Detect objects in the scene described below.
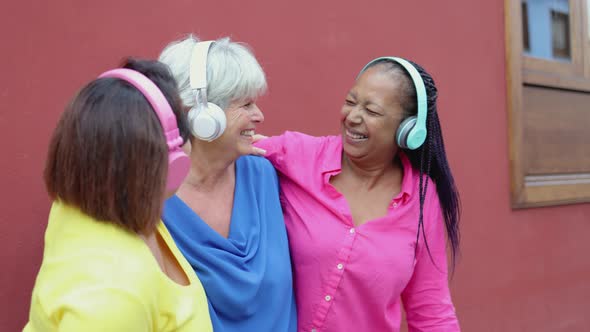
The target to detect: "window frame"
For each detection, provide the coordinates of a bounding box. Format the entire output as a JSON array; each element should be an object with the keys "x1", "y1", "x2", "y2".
[
  {"x1": 505, "y1": 0, "x2": 590, "y2": 208},
  {"x1": 521, "y1": 0, "x2": 586, "y2": 90}
]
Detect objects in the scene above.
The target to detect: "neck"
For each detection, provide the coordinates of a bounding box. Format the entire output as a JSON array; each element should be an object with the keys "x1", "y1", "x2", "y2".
[
  {"x1": 181, "y1": 138, "x2": 237, "y2": 192},
  {"x1": 341, "y1": 152, "x2": 401, "y2": 189}
]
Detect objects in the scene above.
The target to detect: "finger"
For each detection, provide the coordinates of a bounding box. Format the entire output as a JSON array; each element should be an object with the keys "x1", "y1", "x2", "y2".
[
  {"x1": 251, "y1": 146, "x2": 267, "y2": 156},
  {"x1": 252, "y1": 134, "x2": 268, "y2": 143}
]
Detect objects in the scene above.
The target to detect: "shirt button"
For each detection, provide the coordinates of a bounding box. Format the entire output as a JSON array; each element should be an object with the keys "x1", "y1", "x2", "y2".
[
  {"x1": 337, "y1": 263, "x2": 343, "y2": 270},
  {"x1": 393, "y1": 202, "x2": 398, "y2": 208},
  {"x1": 325, "y1": 295, "x2": 331, "y2": 301},
  {"x1": 349, "y1": 228, "x2": 355, "y2": 234}
]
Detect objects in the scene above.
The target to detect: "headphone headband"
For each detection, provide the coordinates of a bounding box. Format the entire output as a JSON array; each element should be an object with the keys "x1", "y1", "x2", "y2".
[
  {"x1": 190, "y1": 41, "x2": 215, "y2": 90},
  {"x1": 98, "y1": 67, "x2": 190, "y2": 191},
  {"x1": 186, "y1": 40, "x2": 227, "y2": 141},
  {"x1": 98, "y1": 68, "x2": 178, "y2": 137},
  {"x1": 360, "y1": 56, "x2": 428, "y2": 149}
]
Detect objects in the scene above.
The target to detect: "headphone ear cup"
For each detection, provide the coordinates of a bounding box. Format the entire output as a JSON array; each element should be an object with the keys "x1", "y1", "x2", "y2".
[
  {"x1": 187, "y1": 107, "x2": 199, "y2": 137},
  {"x1": 190, "y1": 102, "x2": 227, "y2": 141},
  {"x1": 166, "y1": 148, "x2": 191, "y2": 191},
  {"x1": 205, "y1": 102, "x2": 226, "y2": 138},
  {"x1": 396, "y1": 116, "x2": 417, "y2": 149}
]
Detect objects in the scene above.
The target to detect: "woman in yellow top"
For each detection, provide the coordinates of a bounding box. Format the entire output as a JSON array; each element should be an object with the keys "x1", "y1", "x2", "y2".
[{"x1": 23, "y1": 59, "x2": 213, "y2": 332}]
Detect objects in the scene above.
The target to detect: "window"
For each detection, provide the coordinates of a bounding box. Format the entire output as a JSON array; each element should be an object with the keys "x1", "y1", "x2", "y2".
[
  {"x1": 522, "y1": 0, "x2": 571, "y2": 60},
  {"x1": 551, "y1": 10, "x2": 571, "y2": 59},
  {"x1": 505, "y1": 0, "x2": 590, "y2": 208}
]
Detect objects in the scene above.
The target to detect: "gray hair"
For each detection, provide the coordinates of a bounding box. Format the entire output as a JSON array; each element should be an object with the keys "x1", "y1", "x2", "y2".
[{"x1": 158, "y1": 34, "x2": 267, "y2": 110}]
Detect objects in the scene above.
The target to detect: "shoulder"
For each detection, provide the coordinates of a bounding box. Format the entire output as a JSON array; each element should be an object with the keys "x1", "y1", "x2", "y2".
[
  {"x1": 239, "y1": 154, "x2": 276, "y2": 172},
  {"x1": 33, "y1": 205, "x2": 162, "y2": 328},
  {"x1": 398, "y1": 153, "x2": 442, "y2": 222},
  {"x1": 237, "y1": 155, "x2": 280, "y2": 187},
  {"x1": 39, "y1": 215, "x2": 160, "y2": 301},
  {"x1": 415, "y1": 174, "x2": 443, "y2": 233},
  {"x1": 29, "y1": 271, "x2": 152, "y2": 331},
  {"x1": 32, "y1": 248, "x2": 158, "y2": 321},
  {"x1": 53, "y1": 248, "x2": 158, "y2": 290},
  {"x1": 399, "y1": 153, "x2": 438, "y2": 200}
]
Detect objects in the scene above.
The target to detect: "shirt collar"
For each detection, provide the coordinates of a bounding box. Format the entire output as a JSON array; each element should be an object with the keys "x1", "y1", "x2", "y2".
[
  {"x1": 323, "y1": 136, "x2": 415, "y2": 202},
  {"x1": 321, "y1": 136, "x2": 343, "y2": 174}
]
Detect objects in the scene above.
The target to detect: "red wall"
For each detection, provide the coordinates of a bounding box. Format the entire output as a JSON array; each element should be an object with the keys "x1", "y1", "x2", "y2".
[{"x1": 1, "y1": 1, "x2": 589, "y2": 330}]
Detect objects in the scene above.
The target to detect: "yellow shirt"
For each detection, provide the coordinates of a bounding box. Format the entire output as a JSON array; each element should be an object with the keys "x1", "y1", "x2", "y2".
[{"x1": 23, "y1": 202, "x2": 213, "y2": 332}]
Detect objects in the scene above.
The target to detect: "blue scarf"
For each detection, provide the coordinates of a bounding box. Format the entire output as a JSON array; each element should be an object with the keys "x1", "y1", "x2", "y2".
[{"x1": 163, "y1": 156, "x2": 297, "y2": 332}]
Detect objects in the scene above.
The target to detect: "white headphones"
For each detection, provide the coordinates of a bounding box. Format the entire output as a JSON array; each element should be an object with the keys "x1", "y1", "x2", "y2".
[{"x1": 188, "y1": 41, "x2": 227, "y2": 141}]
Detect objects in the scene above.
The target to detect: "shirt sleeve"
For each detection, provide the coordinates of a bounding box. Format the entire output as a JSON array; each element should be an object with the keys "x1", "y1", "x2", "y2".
[
  {"x1": 51, "y1": 287, "x2": 152, "y2": 332},
  {"x1": 401, "y1": 190, "x2": 460, "y2": 332},
  {"x1": 254, "y1": 131, "x2": 319, "y2": 175}
]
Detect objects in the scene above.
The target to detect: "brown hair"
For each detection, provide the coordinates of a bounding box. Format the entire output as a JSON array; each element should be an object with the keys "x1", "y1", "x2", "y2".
[{"x1": 44, "y1": 58, "x2": 189, "y2": 234}]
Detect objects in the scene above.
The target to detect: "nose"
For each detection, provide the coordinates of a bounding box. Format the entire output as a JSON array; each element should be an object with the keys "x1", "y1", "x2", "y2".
[
  {"x1": 345, "y1": 106, "x2": 362, "y2": 125},
  {"x1": 250, "y1": 104, "x2": 264, "y2": 123}
]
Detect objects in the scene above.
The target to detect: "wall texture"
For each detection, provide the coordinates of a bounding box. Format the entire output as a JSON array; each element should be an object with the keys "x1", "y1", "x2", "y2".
[{"x1": 1, "y1": 1, "x2": 588, "y2": 330}]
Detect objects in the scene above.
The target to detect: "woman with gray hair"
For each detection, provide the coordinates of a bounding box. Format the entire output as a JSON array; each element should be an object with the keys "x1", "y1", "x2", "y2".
[{"x1": 158, "y1": 35, "x2": 297, "y2": 332}]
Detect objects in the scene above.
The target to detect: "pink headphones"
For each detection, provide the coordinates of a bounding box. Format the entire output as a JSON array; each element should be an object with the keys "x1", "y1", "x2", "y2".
[{"x1": 98, "y1": 68, "x2": 190, "y2": 191}]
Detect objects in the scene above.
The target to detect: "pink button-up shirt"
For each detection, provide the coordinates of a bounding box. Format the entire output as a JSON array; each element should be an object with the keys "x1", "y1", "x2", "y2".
[{"x1": 256, "y1": 132, "x2": 460, "y2": 332}]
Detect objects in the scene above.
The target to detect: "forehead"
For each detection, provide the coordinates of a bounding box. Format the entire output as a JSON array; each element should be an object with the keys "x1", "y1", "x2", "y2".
[{"x1": 351, "y1": 66, "x2": 405, "y2": 107}]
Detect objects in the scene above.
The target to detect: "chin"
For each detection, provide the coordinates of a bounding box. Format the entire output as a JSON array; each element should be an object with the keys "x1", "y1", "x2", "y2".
[{"x1": 342, "y1": 143, "x2": 364, "y2": 160}]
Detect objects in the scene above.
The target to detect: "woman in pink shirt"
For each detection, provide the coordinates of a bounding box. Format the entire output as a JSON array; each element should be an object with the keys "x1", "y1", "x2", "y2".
[{"x1": 255, "y1": 57, "x2": 461, "y2": 331}]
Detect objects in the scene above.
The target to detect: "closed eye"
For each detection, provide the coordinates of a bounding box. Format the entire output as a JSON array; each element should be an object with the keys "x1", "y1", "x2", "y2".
[{"x1": 366, "y1": 108, "x2": 381, "y2": 116}]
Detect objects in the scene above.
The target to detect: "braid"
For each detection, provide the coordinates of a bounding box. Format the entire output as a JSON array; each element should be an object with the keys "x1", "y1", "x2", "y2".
[
  {"x1": 415, "y1": 116, "x2": 434, "y2": 265},
  {"x1": 370, "y1": 59, "x2": 461, "y2": 271},
  {"x1": 412, "y1": 61, "x2": 461, "y2": 271},
  {"x1": 414, "y1": 69, "x2": 436, "y2": 267}
]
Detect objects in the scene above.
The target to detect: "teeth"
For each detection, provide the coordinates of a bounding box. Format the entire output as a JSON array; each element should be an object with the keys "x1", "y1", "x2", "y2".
[
  {"x1": 241, "y1": 129, "x2": 255, "y2": 136},
  {"x1": 346, "y1": 129, "x2": 367, "y2": 139}
]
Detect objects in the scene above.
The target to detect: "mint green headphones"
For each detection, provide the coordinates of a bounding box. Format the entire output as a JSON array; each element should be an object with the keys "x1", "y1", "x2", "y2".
[{"x1": 359, "y1": 57, "x2": 428, "y2": 150}]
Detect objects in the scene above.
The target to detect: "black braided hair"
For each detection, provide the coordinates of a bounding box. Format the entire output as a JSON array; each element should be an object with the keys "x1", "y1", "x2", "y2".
[{"x1": 365, "y1": 59, "x2": 461, "y2": 271}]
